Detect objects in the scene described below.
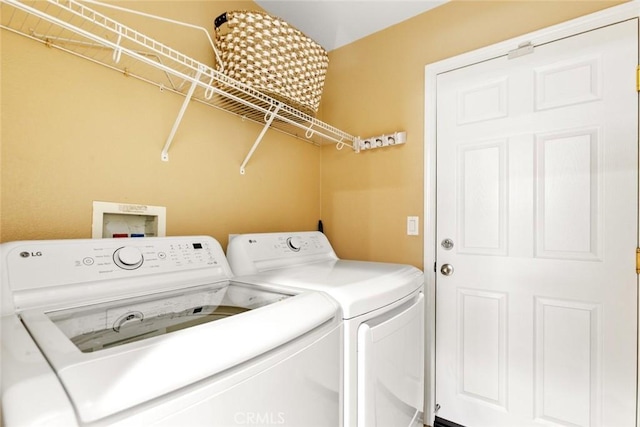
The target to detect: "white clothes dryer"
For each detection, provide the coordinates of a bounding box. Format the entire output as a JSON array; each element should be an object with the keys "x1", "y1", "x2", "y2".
[
  {"x1": 227, "y1": 231, "x2": 425, "y2": 427},
  {"x1": 1, "y1": 236, "x2": 341, "y2": 426}
]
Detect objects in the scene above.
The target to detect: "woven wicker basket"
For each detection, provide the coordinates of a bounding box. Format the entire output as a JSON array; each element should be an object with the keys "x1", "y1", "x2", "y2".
[{"x1": 214, "y1": 10, "x2": 329, "y2": 116}]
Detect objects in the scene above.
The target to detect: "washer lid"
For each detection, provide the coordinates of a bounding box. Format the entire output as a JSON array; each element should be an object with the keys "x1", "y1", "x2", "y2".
[
  {"x1": 20, "y1": 283, "x2": 338, "y2": 424},
  {"x1": 234, "y1": 260, "x2": 424, "y2": 319}
]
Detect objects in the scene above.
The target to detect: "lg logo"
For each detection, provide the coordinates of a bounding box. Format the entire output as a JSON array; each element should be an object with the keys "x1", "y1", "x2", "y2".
[{"x1": 19, "y1": 251, "x2": 42, "y2": 258}]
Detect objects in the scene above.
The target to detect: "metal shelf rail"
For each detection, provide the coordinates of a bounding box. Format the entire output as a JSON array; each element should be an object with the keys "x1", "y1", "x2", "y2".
[{"x1": 0, "y1": 0, "x2": 357, "y2": 174}]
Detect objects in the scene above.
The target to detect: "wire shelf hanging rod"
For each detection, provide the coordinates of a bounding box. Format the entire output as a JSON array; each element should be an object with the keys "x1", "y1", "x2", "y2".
[
  {"x1": 2, "y1": 0, "x2": 207, "y2": 85},
  {"x1": 79, "y1": 0, "x2": 223, "y2": 69}
]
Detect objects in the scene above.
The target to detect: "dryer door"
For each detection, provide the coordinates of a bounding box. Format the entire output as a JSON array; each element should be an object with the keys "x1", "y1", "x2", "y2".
[{"x1": 357, "y1": 293, "x2": 425, "y2": 427}]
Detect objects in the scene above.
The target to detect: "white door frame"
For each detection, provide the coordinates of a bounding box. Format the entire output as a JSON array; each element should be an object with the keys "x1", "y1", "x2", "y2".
[{"x1": 423, "y1": 1, "x2": 640, "y2": 424}]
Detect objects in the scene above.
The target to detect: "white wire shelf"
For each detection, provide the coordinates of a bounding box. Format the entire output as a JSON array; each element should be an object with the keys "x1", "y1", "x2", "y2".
[{"x1": 0, "y1": 0, "x2": 357, "y2": 173}]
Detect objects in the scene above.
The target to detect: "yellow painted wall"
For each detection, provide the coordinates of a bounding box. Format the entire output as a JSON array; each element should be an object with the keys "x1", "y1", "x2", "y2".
[
  {"x1": 320, "y1": 0, "x2": 626, "y2": 269},
  {"x1": 0, "y1": 0, "x2": 628, "y2": 261},
  {"x1": 0, "y1": 1, "x2": 321, "y2": 248}
]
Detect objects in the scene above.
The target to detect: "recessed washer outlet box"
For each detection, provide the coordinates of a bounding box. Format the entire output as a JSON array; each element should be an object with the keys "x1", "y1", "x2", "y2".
[{"x1": 92, "y1": 201, "x2": 166, "y2": 239}]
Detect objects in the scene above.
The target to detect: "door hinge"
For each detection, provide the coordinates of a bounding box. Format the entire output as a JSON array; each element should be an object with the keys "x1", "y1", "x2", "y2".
[
  {"x1": 636, "y1": 65, "x2": 640, "y2": 92},
  {"x1": 508, "y1": 41, "x2": 534, "y2": 60},
  {"x1": 636, "y1": 248, "x2": 640, "y2": 274}
]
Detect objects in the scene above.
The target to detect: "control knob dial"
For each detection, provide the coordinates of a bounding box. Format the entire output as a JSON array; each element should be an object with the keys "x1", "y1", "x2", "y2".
[
  {"x1": 286, "y1": 237, "x2": 302, "y2": 252},
  {"x1": 113, "y1": 246, "x2": 144, "y2": 270}
]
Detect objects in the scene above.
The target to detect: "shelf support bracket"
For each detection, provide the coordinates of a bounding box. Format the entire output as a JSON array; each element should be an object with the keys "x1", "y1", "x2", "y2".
[
  {"x1": 112, "y1": 24, "x2": 123, "y2": 63},
  {"x1": 161, "y1": 66, "x2": 204, "y2": 161},
  {"x1": 240, "y1": 103, "x2": 282, "y2": 175}
]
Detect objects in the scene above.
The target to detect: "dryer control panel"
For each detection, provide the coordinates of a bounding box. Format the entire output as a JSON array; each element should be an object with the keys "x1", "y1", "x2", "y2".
[{"x1": 227, "y1": 232, "x2": 339, "y2": 275}]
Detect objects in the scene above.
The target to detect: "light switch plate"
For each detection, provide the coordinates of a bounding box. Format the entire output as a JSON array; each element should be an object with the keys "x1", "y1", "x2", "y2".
[{"x1": 407, "y1": 216, "x2": 419, "y2": 236}]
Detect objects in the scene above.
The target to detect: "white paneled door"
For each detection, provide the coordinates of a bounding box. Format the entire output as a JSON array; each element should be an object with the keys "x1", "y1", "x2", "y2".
[{"x1": 435, "y1": 19, "x2": 638, "y2": 427}]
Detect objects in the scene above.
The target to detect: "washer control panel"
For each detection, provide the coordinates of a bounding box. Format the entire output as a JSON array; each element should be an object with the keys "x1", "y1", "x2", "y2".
[{"x1": 2, "y1": 236, "x2": 232, "y2": 293}]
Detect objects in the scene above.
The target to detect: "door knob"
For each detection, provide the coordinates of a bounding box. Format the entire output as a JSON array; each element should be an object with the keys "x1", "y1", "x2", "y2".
[{"x1": 440, "y1": 264, "x2": 454, "y2": 276}]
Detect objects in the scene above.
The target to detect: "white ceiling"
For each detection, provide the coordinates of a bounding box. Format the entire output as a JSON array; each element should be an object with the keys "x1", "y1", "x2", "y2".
[{"x1": 254, "y1": 1, "x2": 448, "y2": 51}]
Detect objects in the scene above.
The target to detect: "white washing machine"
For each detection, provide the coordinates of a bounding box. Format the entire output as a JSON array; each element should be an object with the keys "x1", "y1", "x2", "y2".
[
  {"x1": 1, "y1": 236, "x2": 341, "y2": 426},
  {"x1": 227, "y1": 231, "x2": 425, "y2": 427}
]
